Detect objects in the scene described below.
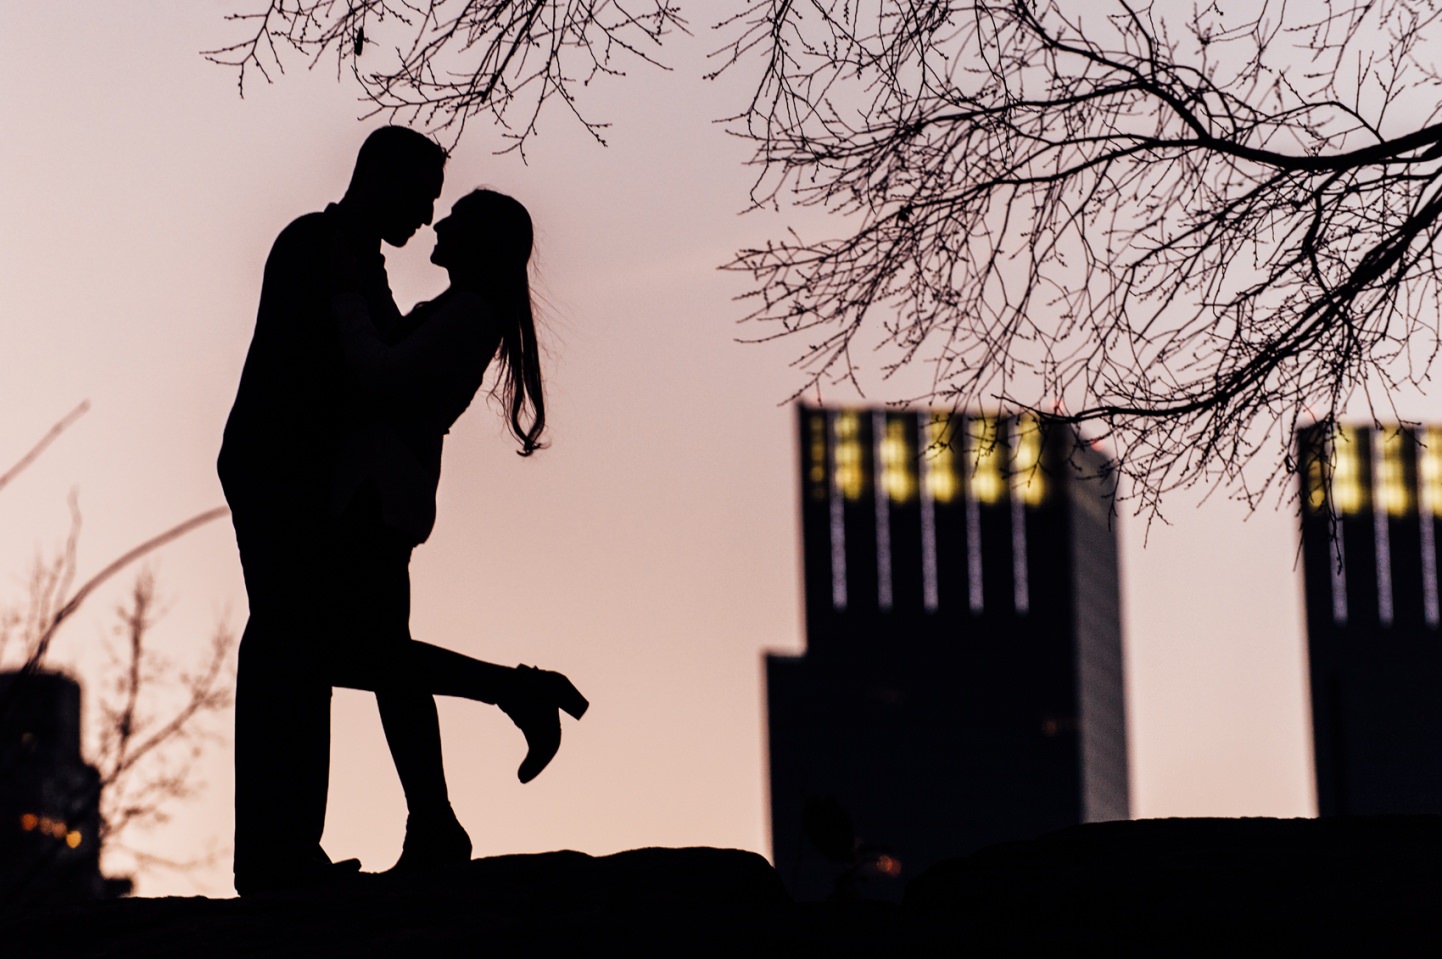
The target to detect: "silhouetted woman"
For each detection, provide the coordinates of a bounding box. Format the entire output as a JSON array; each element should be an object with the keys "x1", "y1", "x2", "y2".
[{"x1": 327, "y1": 189, "x2": 586, "y2": 872}]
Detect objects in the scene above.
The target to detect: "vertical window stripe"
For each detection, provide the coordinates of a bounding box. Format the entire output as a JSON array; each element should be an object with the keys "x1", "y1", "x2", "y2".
[
  {"x1": 829, "y1": 412, "x2": 848, "y2": 611},
  {"x1": 1371, "y1": 430, "x2": 1394, "y2": 626},
  {"x1": 1418, "y1": 433, "x2": 1441, "y2": 628},
  {"x1": 872, "y1": 411, "x2": 893, "y2": 611},
  {"x1": 964, "y1": 417, "x2": 984, "y2": 614},
  {"x1": 918, "y1": 413, "x2": 939, "y2": 613},
  {"x1": 1010, "y1": 418, "x2": 1030, "y2": 615}
]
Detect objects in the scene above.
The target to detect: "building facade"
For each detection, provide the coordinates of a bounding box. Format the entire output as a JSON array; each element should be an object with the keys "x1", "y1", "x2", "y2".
[
  {"x1": 1298, "y1": 423, "x2": 1442, "y2": 816},
  {"x1": 766, "y1": 405, "x2": 1129, "y2": 900}
]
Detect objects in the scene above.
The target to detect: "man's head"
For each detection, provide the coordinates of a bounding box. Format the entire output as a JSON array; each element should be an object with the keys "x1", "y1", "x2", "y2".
[{"x1": 344, "y1": 126, "x2": 448, "y2": 246}]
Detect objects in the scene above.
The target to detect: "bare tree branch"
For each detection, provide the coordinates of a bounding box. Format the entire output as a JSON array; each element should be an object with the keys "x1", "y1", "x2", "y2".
[
  {"x1": 92, "y1": 574, "x2": 236, "y2": 852},
  {"x1": 205, "y1": 1, "x2": 689, "y2": 151},
  {"x1": 709, "y1": 0, "x2": 1442, "y2": 512},
  {"x1": 20, "y1": 506, "x2": 230, "y2": 675},
  {"x1": 2, "y1": 409, "x2": 237, "y2": 895},
  {"x1": 0, "y1": 402, "x2": 88, "y2": 496}
]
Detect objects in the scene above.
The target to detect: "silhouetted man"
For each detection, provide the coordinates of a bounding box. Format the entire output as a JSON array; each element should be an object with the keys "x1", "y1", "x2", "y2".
[{"x1": 219, "y1": 127, "x2": 446, "y2": 896}]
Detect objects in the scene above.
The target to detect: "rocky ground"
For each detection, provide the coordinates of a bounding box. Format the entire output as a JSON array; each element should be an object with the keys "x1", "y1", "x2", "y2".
[{"x1": 4, "y1": 817, "x2": 1440, "y2": 956}]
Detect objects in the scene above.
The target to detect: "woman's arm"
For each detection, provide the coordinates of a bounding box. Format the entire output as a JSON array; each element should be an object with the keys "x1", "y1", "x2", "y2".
[
  {"x1": 331, "y1": 288, "x2": 504, "y2": 430},
  {"x1": 331, "y1": 289, "x2": 490, "y2": 394}
]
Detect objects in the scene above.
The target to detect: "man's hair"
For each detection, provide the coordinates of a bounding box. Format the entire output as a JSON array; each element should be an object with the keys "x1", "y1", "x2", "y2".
[{"x1": 348, "y1": 126, "x2": 447, "y2": 193}]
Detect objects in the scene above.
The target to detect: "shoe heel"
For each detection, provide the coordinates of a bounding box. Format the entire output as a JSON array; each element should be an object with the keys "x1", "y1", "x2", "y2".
[{"x1": 553, "y1": 676, "x2": 589, "y2": 720}]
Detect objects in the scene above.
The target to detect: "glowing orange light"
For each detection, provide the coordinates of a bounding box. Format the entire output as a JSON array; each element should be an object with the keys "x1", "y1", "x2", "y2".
[
  {"x1": 19, "y1": 813, "x2": 38, "y2": 832},
  {"x1": 874, "y1": 854, "x2": 902, "y2": 878},
  {"x1": 65, "y1": 830, "x2": 82, "y2": 849}
]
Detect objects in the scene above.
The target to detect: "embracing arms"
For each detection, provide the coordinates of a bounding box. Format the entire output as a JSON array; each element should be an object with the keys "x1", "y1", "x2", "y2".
[{"x1": 331, "y1": 287, "x2": 504, "y2": 432}]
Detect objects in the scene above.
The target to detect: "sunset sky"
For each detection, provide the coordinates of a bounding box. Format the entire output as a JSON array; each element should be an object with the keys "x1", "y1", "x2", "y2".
[{"x1": 5, "y1": 3, "x2": 1432, "y2": 897}]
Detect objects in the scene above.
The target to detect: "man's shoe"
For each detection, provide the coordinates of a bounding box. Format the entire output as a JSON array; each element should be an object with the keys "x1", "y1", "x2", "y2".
[{"x1": 235, "y1": 853, "x2": 362, "y2": 897}]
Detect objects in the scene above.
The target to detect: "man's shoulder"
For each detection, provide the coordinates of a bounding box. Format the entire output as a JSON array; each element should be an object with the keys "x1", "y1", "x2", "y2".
[
  {"x1": 271, "y1": 209, "x2": 337, "y2": 250},
  {"x1": 262, "y1": 209, "x2": 348, "y2": 281}
]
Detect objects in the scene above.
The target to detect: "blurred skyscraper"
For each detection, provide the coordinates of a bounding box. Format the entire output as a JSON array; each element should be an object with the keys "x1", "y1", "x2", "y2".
[
  {"x1": 0, "y1": 670, "x2": 126, "y2": 902},
  {"x1": 1297, "y1": 423, "x2": 1442, "y2": 816},
  {"x1": 766, "y1": 405, "x2": 1129, "y2": 900}
]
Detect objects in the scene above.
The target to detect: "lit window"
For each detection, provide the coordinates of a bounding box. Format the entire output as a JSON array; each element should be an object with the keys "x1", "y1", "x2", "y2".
[
  {"x1": 923, "y1": 414, "x2": 958, "y2": 503},
  {"x1": 1304, "y1": 438, "x2": 1329, "y2": 513},
  {"x1": 1331, "y1": 428, "x2": 1363, "y2": 514},
  {"x1": 880, "y1": 417, "x2": 916, "y2": 502},
  {"x1": 807, "y1": 414, "x2": 828, "y2": 500},
  {"x1": 1423, "y1": 430, "x2": 1442, "y2": 517},
  {"x1": 969, "y1": 417, "x2": 1003, "y2": 504},
  {"x1": 1011, "y1": 415, "x2": 1045, "y2": 505},
  {"x1": 833, "y1": 412, "x2": 865, "y2": 501},
  {"x1": 1377, "y1": 430, "x2": 1412, "y2": 516}
]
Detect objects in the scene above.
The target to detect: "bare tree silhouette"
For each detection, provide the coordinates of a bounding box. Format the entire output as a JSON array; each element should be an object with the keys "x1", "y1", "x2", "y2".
[
  {"x1": 211, "y1": 1, "x2": 1442, "y2": 508},
  {"x1": 1, "y1": 406, "x2": 234, "y2": 892},
  {"x1": 203, "y1": 0, "x2": 687, "y2": 152},
  {"x1": 714, "y1": 0, "x2": 1442, "y2": 512}
]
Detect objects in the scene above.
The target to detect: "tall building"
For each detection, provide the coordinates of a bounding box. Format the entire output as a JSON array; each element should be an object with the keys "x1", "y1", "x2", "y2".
[
  {"x1": 0, "y1": 670, "x2": 126, "y2": 902},
  {"x1": 1297, "y1": 423, "x2": 1442, "y2": 816},
  {"x1": 766, "y1": 405, "x2": 1129, "y2": 900}
]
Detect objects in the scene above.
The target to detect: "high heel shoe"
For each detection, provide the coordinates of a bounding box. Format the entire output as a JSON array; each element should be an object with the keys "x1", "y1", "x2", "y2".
[{"x1": 497, "y1": 665, "x2": 589, "y2": 784}]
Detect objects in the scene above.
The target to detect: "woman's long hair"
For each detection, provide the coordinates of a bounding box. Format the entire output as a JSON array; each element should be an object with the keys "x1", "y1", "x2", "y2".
[{"x1": 453, "y1": 189, "x2": 546, "y2": 455}]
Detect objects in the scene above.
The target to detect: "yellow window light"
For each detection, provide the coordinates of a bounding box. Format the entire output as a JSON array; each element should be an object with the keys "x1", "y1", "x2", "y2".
[
  {"x1": 969, "y1": 416, "x2": 1004, "y2": 504},
  {"x1": 880, "y1": 417, "x2": 916, "y2": 503},
  {"x1": 807, "y1": 414, "x2": 828, "y2": 500},
  {"x1": 832, "y1": 411, "x2": 865, "y2": 501},
  {"x1": 1011, "y1": 415, "x2": 1046, "y2": 505},
  {"x1": 1377, "y1": 430, "x2": 1412, "y2": 516},
  {"x1": 923, "y1": 414, "x2": 958, "y2": 503},
  {"x1": 1422, "y1": 429, "x2": 1442, "y2": 517},
  {"x1": 1330, "y1": 428, "x2": 1363, "y2": 514},
  {"x1": 1304, "y1": 439, "x2": 1329, "y2": 513}
]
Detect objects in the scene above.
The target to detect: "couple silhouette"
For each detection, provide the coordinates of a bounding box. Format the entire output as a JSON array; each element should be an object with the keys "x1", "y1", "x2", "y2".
[{"x1": 218, "y1": 127, "x2": 587, "y2": 897}]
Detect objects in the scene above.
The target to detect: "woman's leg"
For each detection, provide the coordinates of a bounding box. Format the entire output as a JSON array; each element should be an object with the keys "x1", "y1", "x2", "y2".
[
  {"x1": 376, "y1": 690, "x2": 450, "y2": 816},
  {"x1": 327, "y1": 514, "x2": 585, "y2": 786},
  {"x1": 327, "y1": 514, "x2": 460, "y2": 829}
]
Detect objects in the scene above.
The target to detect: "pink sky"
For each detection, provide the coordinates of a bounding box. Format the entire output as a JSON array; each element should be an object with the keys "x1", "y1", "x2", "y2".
[{"x1": 7, "y1": 3, "x2": 1416, "y2": 896}]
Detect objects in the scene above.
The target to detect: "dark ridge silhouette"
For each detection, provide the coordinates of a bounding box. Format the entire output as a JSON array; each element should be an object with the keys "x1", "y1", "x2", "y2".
[
  {"x1": 5, "y1": 819, "x2": 1441, "y2": 955},
  {"x1": 218, "y1": 127, "x2": 582, "y2": 896}
]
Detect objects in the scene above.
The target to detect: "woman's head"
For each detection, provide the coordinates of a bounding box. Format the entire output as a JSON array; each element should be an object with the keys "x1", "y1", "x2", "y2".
[
  {"x1": 433, "y1": 189, "x2": 547, "y2": 456},
  {"x1": 431, "y1": 189, "x2": 534, "y2": 288}
]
